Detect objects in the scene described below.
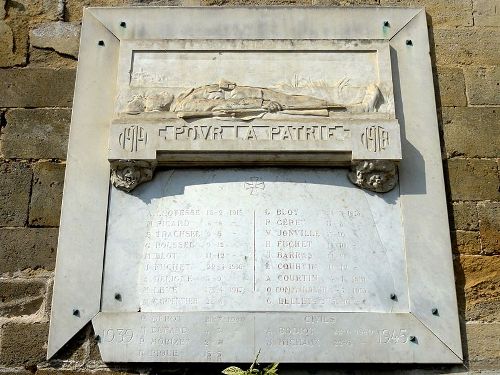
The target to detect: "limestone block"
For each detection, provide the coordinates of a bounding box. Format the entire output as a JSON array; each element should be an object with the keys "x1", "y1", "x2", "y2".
[
  {"x1": 0, "y1": 323, "x2": 49, "y2": 367},
  {"x1": 201, "y1": 0, "x2": 312, "y2": 5},
  {"x1": 0, "y1": 21, "x2": 13, "y2": 58},
  {"x1": 0, "y1": 228, "x2": 58, "y2": 273},
  {"x1": 64, "y1": 0, "x2": 182, "y2": 21},
  {"x1": 442, "y1": 107, "x2": 500, "y2": 158},
  {"x1": 30, "y1": 21, "x2": 81, "y2": 58},
  {"x1": 29, "y1": 47, "x2": 78, "y2": 69},
  {"x1": 29, "y1": 162, "x2": 65, "y2": 227},
  {"x1": 0, "y1": 279, "x2": 46, "y2": 317},
  {"x1": 311, "y1": 0, "x2": 379, "y2": 4},
  {"x1": 452, "y1": 230, "x2": 481, "y2": 255},
  {"x1": 2, "y1": 109, "x2": 71, "y2": 159},
  {"x1": 478, "y1": 202, "x2": 500, "y2": 255},
  {"x1": 0, "y1": 69, "x2": 75, "y2": 107},
  {"x1": 36, "y1": 370, "x2": 133, "y2": 375},
  {"x1": 434, "y1": 28, "x2": 500, "y2": 66},
  {"x1": 380, "y1": 0, "x2": 473, "y2": 27},
  {"x1": 446, "y1": 159, "x2": 500, "y2": 201},
  {"x1": 0, "y1": 162, "x2": 32, "y2": 226},
  {"x1": 13, "y1": 0, "x2": 63, "y2": 21},
  {"x1": 457, "y1": 256, "x2": 500, "y2": 323},
  {"x1": 0, "y1": 20, "x2": 26, "y2": 67},
  {"x1": 466, "y1": 323, "x2": 500, "y2": 369},
  {"x1": 0, "y1": 13, "x2": 30, "y2": 67},
  {"x1": 436, "y1": 67, "x2": 467, "y2": 107},
  {"x1": 0, "y1": 0, "x2": 5, "y2": 19},
  {"x1": 450, "y1": 201, "x2": 479, "y2": 231},
  {"x1": 464, "y1": 66, "x2": 500, "y2": 105},
  {"x1": 473, "y1": 0, "x2": 500, "y2": 26}
]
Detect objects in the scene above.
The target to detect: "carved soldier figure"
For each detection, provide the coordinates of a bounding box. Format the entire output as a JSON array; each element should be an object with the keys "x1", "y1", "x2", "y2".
[
  {"x1": 126, "y1": 80, "x2": 382, "y2": 118},
  {"x1": 170, "y1": 79, "x2": 330, "y2": 114}
]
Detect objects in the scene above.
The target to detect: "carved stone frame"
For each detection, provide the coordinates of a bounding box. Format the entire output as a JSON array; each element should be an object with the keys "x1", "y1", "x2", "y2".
[{"x1": 48, "y1": 7, "x2": 462, "y2": 364}]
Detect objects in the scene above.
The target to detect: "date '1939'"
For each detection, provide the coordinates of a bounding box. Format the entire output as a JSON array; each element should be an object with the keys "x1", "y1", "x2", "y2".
[{"x1": 103, "y1": 328, "x2": 134, "y2": 343}]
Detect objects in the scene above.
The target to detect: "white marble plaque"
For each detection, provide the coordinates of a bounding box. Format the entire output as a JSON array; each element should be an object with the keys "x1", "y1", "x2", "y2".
[{"x1": 48, "y1": 7, "x2": 462, "y2": 364}]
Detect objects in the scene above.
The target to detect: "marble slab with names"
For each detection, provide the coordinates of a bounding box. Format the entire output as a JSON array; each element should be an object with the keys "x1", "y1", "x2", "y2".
[{"x1": 48, "y1": 7, "x2": 463, "y2": 365}]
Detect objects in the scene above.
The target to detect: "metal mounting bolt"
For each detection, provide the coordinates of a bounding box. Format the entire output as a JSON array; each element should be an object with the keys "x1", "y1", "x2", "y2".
[
  {"x1": 390, "y1": 293, "x2": 397, "y2": 301},
  {"x1": 114, "y1": 293, "x2": 122, "y2": 301},
  {"x1": 72, "y1": 309, "x2": 80, "y2": 317},
  {"x1": 432, "y1": 308, "x2": 439, "y2": 316},
  {"x1": 98, "y1": 40, "x2": 105, "y2": 46},
  {"x1": 406, "y1": 39, "x2": 413, "y2": 46},
  {"x1": 383, "y1": 21, "x2": 390, "y2": 27},
  {"x1": 120, "y1": 21, "x2": 126, "y2": 28},
  {"x1": 409, "y1": 335, "x2": 417, "y2": 343}
]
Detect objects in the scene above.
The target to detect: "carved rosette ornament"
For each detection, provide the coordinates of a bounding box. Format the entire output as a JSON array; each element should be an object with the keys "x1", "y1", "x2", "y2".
[
  {"x1": 110, "y1": 160, "x2": 157, "y2": 192},
  {"x1": 348, "y1": 160, "x2": 398, "y2": 193}
]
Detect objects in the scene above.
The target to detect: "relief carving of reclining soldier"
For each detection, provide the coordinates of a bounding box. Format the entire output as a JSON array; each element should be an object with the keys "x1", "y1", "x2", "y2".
[{"x1": 124, "y1": 79, "x2": 383, "y2": 119}]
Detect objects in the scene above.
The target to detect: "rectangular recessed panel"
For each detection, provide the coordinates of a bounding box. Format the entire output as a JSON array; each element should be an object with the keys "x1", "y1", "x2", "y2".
[
  {"x1": 102, "y1": 168, "x2": 408, "y2": 315},
  {"x1": 131, "y1": 51, "x2": 379, "y2": 88}
]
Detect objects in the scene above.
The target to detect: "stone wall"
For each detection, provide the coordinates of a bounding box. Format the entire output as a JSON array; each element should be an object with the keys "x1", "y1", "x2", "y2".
[{"x1": 0, "y1": 0, "x2": 498, "y2": 374}]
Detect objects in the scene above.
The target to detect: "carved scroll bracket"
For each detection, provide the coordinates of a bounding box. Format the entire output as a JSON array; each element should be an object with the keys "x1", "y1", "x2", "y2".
[
  {"x1": 348, "y1": 160, "x2": 398, "y2": 193},
  {"x1": 110, "y1": 160, "x2": 157, "y2": 193}
]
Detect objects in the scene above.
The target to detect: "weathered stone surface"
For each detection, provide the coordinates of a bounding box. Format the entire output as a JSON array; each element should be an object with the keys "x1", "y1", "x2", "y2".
[
  {"x1": 473, "y1": 0, "x2": 500, "y2": 26},
  {"x1": 0, "y1": 69, "x2": 75, "y2": 107},
  {"x1": 0, "y1": 228, "x2": 58, "y2": 273},
  {"x1": 30, "y1": 21, "x2": 81, "y2": 58},
  {"x1": 450, "y1": 202, "x2": 479, "y2": 231},
  {"x1": 0, "y1": 162, "x2": 32, "y2": 226},
  {"x1": 464, "y1": 66, "x2": 500, "y2": 105},
  {"x1": 0, "y1": 369, "x2": 32, "y2": 375},
  {"x1": 0, "y1": 21, "x2": 16, "y2": 67},
  {"x1": 434, "y1": 28, "x2": 500, "y2": 66},
  {"x1": 0, "y1": 11, "x2": 30, "y2": 67},
  {"x1": 29, "y1": 162, "x2": 65, "y2": 227},
  {"x1": 442, "y1": 107, "x2": 500, "y2": 158},
  {"x1": 446, "y1": 159, "x2": 500, "y2": 201},
  {"x1": 0, "y1": 19, "x2": 28, "y2": 68},
  {"x1": 29, "y1": 47, "x2": 78, "y2": 69},
  {"x1": 14, "y1": 0, "x2": 63, "y2": 21},
  {"x1": 36, "y1": 370, "x2": 134, "y2": 375},
  {"x1": 466, "y1": 323, "x2": 500, "y2": 369},
  {"x1": 2, "y1": 109, "x2": 71, "y2": 159},
  {"x1": 64, "y1": 0, "x2": 181, "y2": 21},
  {"x1": 435, "y1": 67, "x2": 467, "y2": 107},
  {"x1": 0, "y1": 322, "x2": 49, "y2": 367},
  {"x1": 0, "y1": 279, "x2": 46, "y2": 317},
  {"x1": 0, "y1": 0, "x2": 65, "y2": 66},
  {"x1": 47, "y1": 326, "x2": 88, "y2": 362},
  {"x1": 478, "y1": 202, "x2": 500, "y2": 255},
  {"x1": 457, "y1": 256, "x2": 500, "y2": 323},
  {"x1": 202, "y1": 0, "x2": 311, "y2": 4},
  {"x1": 0, "y1": 0, "x2": 5, "y2": 19},
  {"x1": 311, "y1": 0, "x2": 379, "y2": 4},
  {"x1": 380, "y1": 0, "x2": 473, "y2": 27},
  {"x1": 451, "y1": 230, "x2": 481, "y2": 255}
]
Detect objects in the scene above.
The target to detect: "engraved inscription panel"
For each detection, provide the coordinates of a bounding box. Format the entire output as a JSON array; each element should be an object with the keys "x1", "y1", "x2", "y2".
[
  {"x1": 102, "y1": 168, "x2": 408, "y2": 314},
  {"x1": 93, "y1": 312, "x2": 457, "y2": 363}
]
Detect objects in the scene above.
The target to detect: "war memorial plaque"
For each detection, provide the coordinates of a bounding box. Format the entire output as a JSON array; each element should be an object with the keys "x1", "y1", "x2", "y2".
[{"x1": 48, "y1": 7, "x2": 463, "y2": 364}]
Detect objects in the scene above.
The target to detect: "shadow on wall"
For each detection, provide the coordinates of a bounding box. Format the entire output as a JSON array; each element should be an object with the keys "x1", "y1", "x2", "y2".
[{"x1": 426, "y1": 12, "x2": 470, "y2": 371}]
